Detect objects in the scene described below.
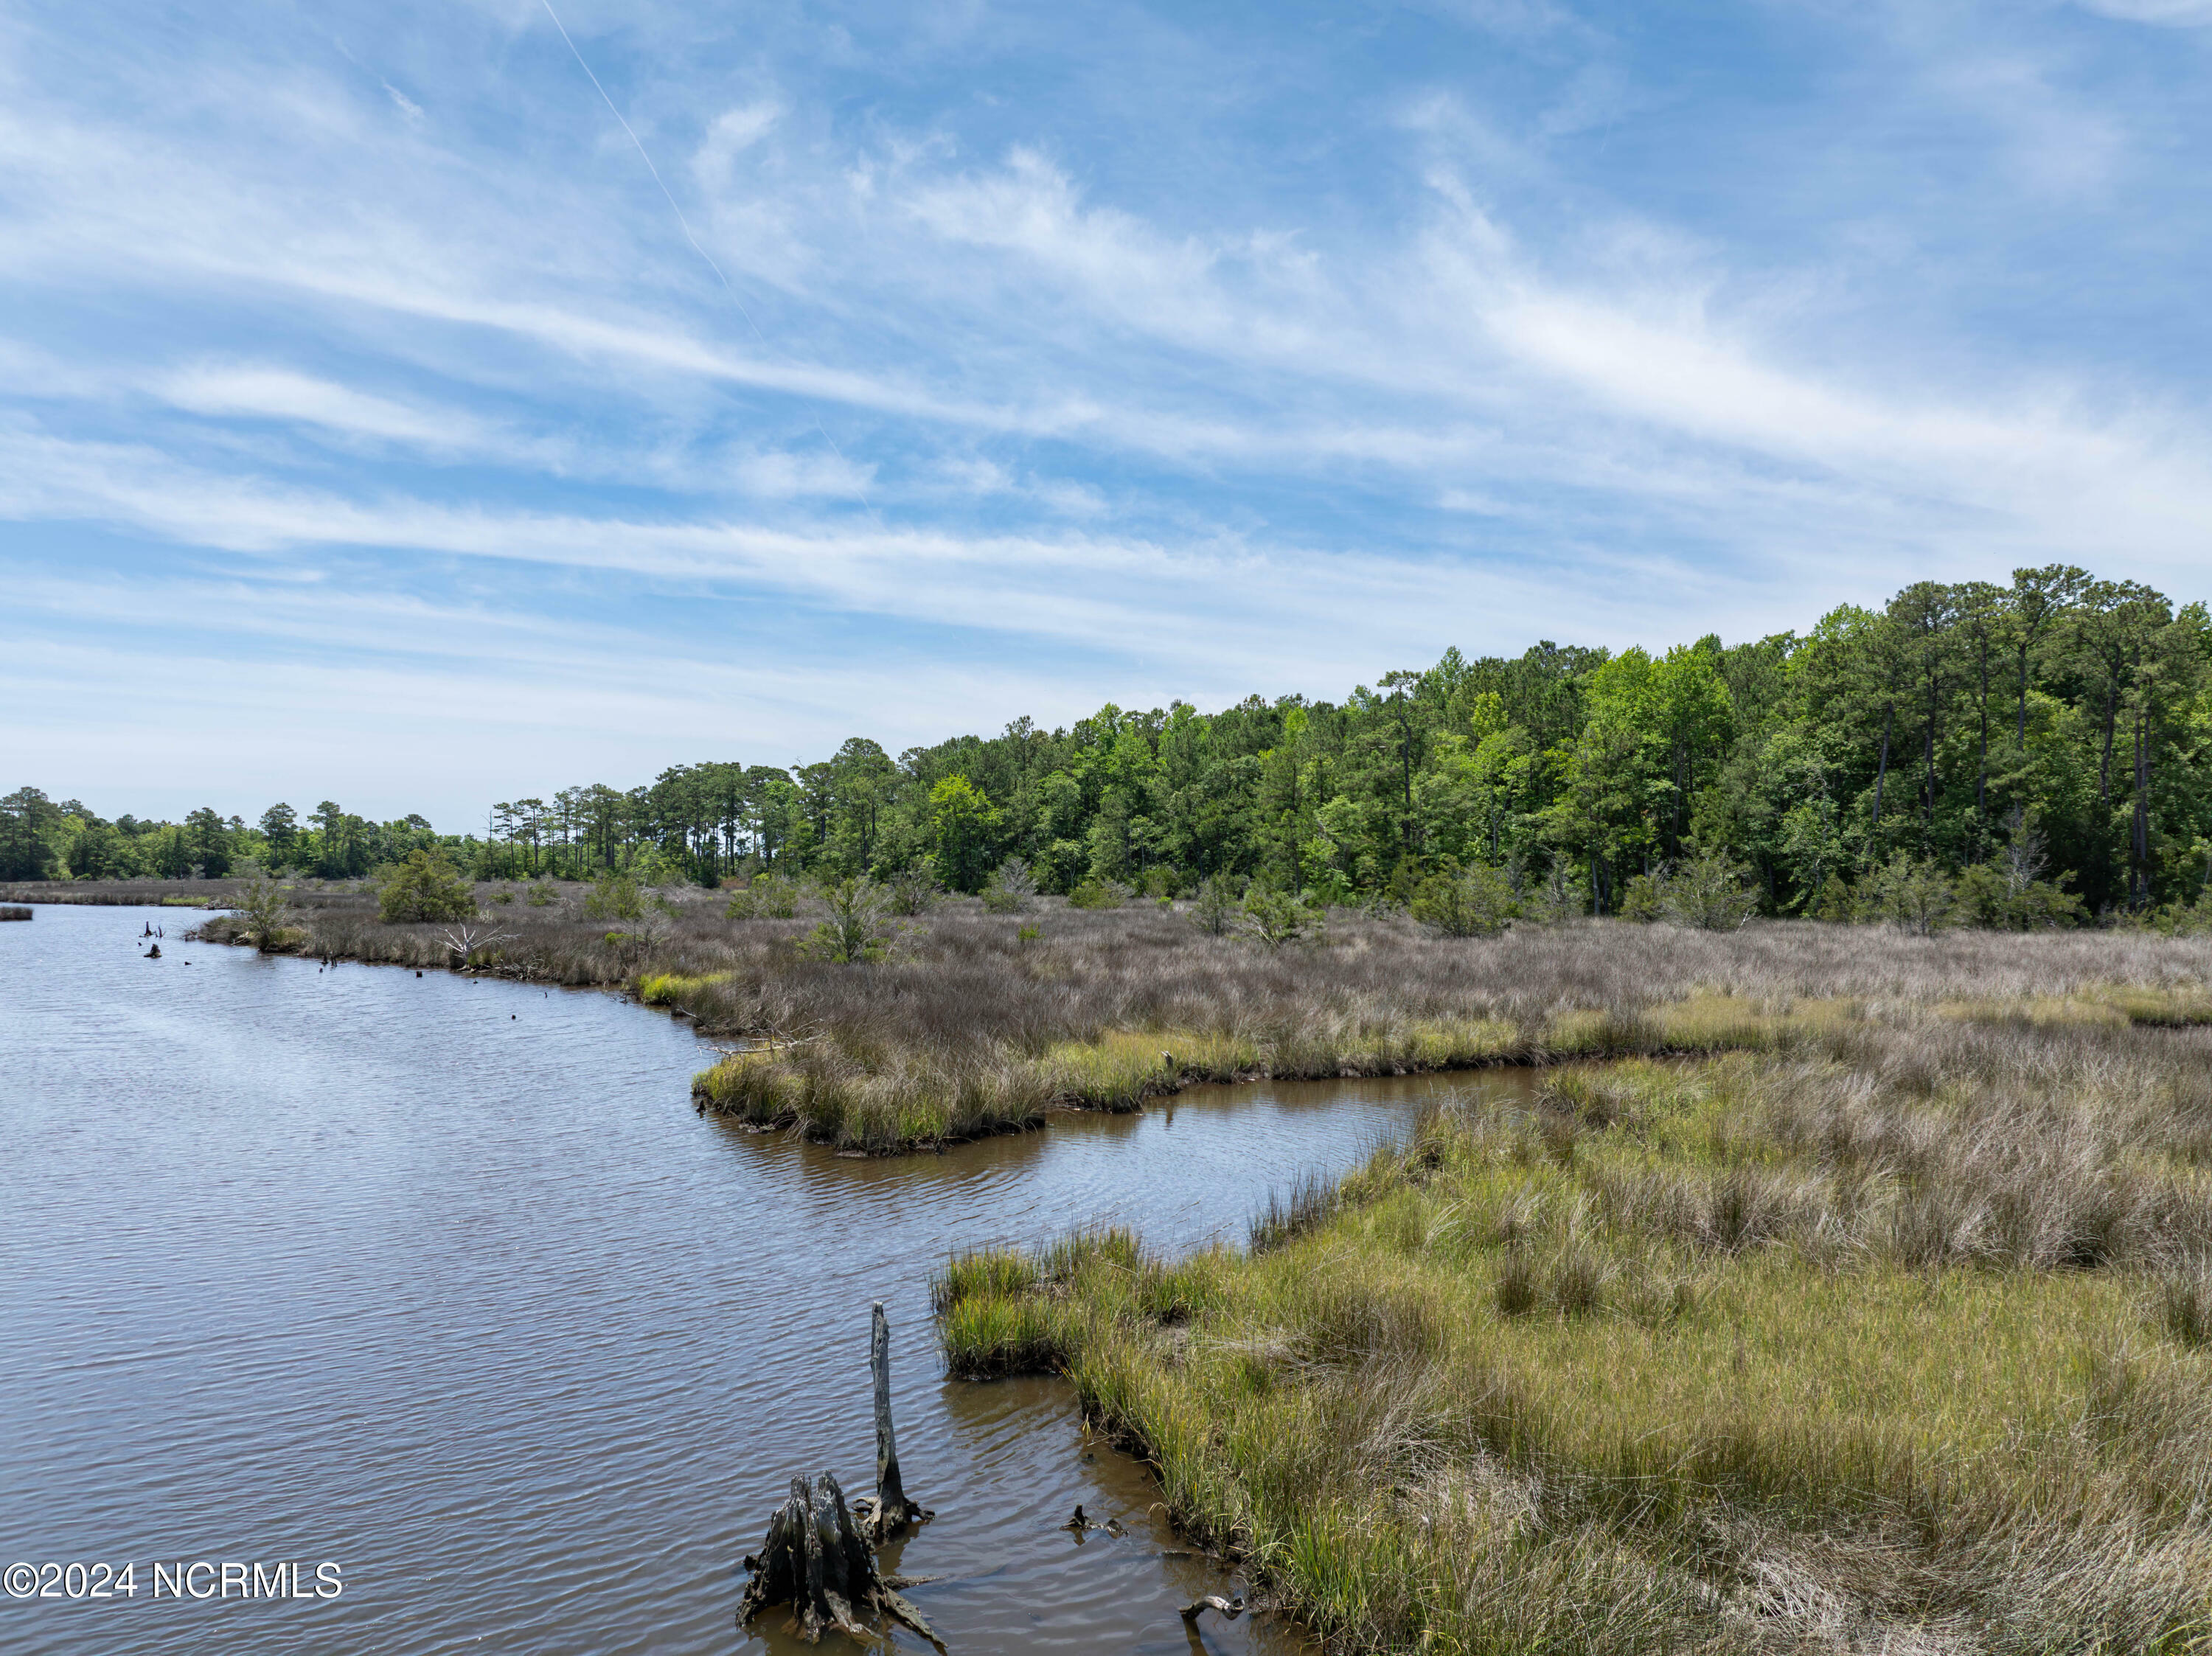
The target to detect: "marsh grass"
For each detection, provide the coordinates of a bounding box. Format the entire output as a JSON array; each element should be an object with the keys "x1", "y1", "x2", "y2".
[
  {"x1": 938, "y1": 1012, "x2": 2212, "y2": 1653},
  {"x1": 184, "y1": 886, "x2": 2212, "y2": 1154}
]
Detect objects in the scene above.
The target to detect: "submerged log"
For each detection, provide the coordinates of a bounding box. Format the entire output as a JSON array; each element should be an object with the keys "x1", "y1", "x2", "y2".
[
  {"x1": 1180, "y1": 1593, "x2": 1246, "y2": 1622},
  {"x1": 737, "y1": 1472, "x2": 940, "y2": 1647},
  {"x1": 850, "y1": 1301, "x2": 933, "y2": 1542}
]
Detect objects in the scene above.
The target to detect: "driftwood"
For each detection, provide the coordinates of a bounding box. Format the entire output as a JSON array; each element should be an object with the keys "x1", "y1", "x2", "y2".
[
  {"x1": 1180, "y1": 1592, "x2": 1246, "y2": 1622},
  {"x1": 849, "y1": 1301, "x2": 933, "y2": 1542},
  {"x1": 738, "y1": 1472, "x2": 940, "y2": 1647}
]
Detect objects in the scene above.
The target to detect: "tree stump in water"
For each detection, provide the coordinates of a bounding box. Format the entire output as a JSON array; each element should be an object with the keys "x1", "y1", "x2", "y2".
[
  {"x1": 737, "y1": 1472, "x2": 939, "y2": 1647},
  {"x1": 738, "y1": 1304, "x2": 937, "y2": 1644}
]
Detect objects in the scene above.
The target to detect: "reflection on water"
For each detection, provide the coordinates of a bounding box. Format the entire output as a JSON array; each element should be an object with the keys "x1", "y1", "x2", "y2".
[{"x1": 0, "y1": 905, "x2": 1530, "y2": 1654}]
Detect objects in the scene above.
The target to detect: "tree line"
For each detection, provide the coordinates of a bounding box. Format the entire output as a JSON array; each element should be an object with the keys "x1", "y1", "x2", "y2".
[{"x1": 7, "y1": 566, "x2": 2208, "y2": 924}]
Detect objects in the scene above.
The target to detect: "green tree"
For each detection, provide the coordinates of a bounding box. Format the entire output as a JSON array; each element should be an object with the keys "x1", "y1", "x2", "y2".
[
  {"x1": 0, "y1": 786, "x2": 60, "y2": 879},
  {"x1": 184, "y1": 806, "x2": 234, "y2": 877},
  {"x1": 259, "y1": 803, "x2": 301, "y2": 869},
  {"x1": 928, "y1": 774, "x2": 1000, "y2": 892}
]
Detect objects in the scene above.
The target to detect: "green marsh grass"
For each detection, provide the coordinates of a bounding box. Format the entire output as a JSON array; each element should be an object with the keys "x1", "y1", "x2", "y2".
[{"x1": 937, "y1": 1015, "x2": 2212, "y2": 1652}]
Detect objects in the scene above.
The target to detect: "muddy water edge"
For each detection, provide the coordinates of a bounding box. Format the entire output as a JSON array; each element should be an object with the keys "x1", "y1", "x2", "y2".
[{"x1": 1, "y1": 904, "x2": 1544, "y2": 1655}]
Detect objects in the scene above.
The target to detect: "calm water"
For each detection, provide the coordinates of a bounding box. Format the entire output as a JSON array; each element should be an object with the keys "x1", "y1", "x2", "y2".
[{"x1": 1, "y1": 905, "x2": 1509, "y2": 1654}]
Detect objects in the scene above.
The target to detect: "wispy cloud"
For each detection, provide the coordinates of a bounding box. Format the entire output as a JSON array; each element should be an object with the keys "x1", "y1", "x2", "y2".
[
  {"x1": 3, "y1": 0, "x2": 2209, "y2": 821},
  {"x1": 2073, "y1": 0, "x2": 2212, "y2": 24}
]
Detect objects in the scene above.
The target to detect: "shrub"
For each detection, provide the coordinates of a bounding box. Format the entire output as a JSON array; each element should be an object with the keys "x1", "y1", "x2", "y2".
[
  {"x1": 1067, "y1": 878, "x2": 1129, "y2": 910},
  {"x1": 1187, "y1": 874, "x2": 1240, "y2": 936},
  {"x1": 527, "y1": 881, "x2": 555, "y2": 907},
  {"x1": 230, "y1": 877, "x2": 300, "y2": 951},
  {"x1": 1658, "y1": 847, "x2": 1760, "y2": 931},
  {"x1": 583, "y1": 869, "x2": 644, "y2": 922},
  {"x1": 1411, "y1": 864, "x2": 1517, "y2": 937},
  {"x1": 799, "y1": 874, "x2": 892, "y2": 964},
  {"x1": 980, "y1": 856, "x2": 1037, "y2": 914},
  {"x1": 883, "y1": 863, "x2": 942, "y2": 916},
  {"x1": 1523, "y1": 863, "x2": 1587, "y2": 925},
  {"x1": 378, "y1": 849, "x2": 476, "y2": 924},
  {"x1": 1862, "y1": 853, "x2": 1955, "y2": 936},
  {"x1": 1615, "y1": 873, "x2": 1663, "y2": 923},
  {"x1": 726, "y1": 873, "x2": 799, "y2": 919},
  {"x1": 1239, "y1": 886, "x2": 1321, "y2": 951}
]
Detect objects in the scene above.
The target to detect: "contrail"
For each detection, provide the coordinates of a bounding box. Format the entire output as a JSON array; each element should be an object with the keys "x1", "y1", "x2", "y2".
[
  {"x1": 537, "y1": 0, "x2": 872, "y2": 498},
  {"x1": 538, "y1": 0, "x2": 757, "y2": 335}
]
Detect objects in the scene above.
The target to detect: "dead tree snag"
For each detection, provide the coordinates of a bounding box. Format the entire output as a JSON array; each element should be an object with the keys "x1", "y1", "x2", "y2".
[
  {"x1": 737, "y1": 1472, "x2": 939, "y2": 1647},
  {"x1": 850, "y1": 1301, "x2": 933, "y2": 1541}
]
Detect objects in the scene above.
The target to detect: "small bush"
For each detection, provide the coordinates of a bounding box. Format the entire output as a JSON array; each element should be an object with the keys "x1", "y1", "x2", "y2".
[
  {"x1": 1862, "y1": 852, "x2": 1955, "y2": 936},
  {"x1": 1068, "y1": 878, "x2": 1129, "y2": 910},
  {"x1": 583, "y1": 869, "x2": 644, "y2": 922},
  {"x1": 799, "y1": 874, "x2": 892, "y2": 963},
  {"x1": 1658, "y1": 848, "x2": 1759, "y2": 930},
  {"x1": 230, "y1": 877, "x2": 300, "y2": 951},
  {"x1": 1239, "y1": 886, "x2": 1321, "y2": 950},
  {"x1": 726, "y1": 873, "x2": 799, "y2": 919},
  {"x1": 1523, "y1": 863, "x2": 1587, "y2": 925},
  {"x1": 1187, "y1": 874, "x2": 1240, "y2": 936},
  {"x1": 378, "y1": 849, "x2": 476, "y2": 924},
  {"x1": 1616, "y1": 873, "x2": 1663, "y2": 923},
  {"x1": 883, "y1": 863, "x2": 942, "y2": 916},
  {"x1": 1411, "y1": 864, "x2": 1517, "y2": 937},
  {"x1": 980, "y1": 856, "x2": 1037, "y2": 914}
]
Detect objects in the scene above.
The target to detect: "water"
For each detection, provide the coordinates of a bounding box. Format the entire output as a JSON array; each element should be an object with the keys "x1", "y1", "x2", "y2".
[{"x1": 1, "y1": 905, "x2": 1511, "y2": 1654}]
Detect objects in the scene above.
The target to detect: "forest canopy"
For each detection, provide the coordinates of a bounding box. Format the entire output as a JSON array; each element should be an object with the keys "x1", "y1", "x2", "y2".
[{"x1": 7, "y1": 566, "x2": 2210, "y2": 924}]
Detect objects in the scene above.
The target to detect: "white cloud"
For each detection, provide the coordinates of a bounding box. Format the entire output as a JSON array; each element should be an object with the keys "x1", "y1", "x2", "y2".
[
  {"x1": 156, "y1": 364, "x2": 488, "y2": 450},
  {"x1": 2073, "y1": 0, "x2": 2212, "y2": 23},
  {"x1": 694, "y1": 100, "x2": 784, "y2": 187},
  {"x1": 729, "y1": 445, "x2": 874, "y2": 498}
]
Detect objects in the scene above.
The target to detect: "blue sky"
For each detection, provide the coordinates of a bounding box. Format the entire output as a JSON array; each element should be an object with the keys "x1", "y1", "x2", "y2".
[{"x1": 5, "y1": 0, "x2": 2211, "y2": 828}]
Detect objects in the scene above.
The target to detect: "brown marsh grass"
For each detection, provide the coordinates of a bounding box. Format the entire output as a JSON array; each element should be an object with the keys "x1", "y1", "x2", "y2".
[
  {"x1": 939, "y1": 1009, "x2": 2212, "y2": 1653},
  {"x1": 187, "y1": 883, "x2": 2212, "y2": 1153}
]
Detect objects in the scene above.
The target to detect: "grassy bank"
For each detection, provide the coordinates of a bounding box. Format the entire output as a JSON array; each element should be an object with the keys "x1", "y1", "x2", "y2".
[{"x1": 938, "y1": 1011, "x2": 2212, "y2": 1652}]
